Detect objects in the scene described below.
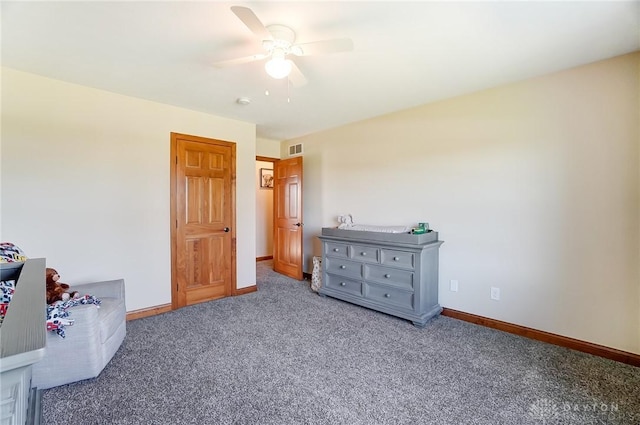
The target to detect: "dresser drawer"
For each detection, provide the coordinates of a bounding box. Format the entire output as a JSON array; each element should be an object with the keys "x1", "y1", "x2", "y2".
[
  {"x1": 381, "y1": 249, "x2": 415, "y2": 270},
  {"x1": 325, "y1": 242, "x2": 349, "y2": 259},
  {"x1": 365, "y1": 283, "x2": 414, "y2": 310},
  {"x1": 325, "y1": 257, "x2": 362, "y2": 280},
  {"x1": 325, "y1": 275, "x2": 362, "y2": 297},
  {"x1": 350, "y1": 244, "x2": 379, "y2": 263},
  {"x1": 364, "y1": 264, "x2": 414, "y2": 290}
]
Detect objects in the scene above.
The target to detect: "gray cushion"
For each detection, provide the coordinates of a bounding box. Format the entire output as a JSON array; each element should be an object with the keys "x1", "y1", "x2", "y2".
[{"x1": 97, "y1": 298, "x2": 124, "y2": 344}]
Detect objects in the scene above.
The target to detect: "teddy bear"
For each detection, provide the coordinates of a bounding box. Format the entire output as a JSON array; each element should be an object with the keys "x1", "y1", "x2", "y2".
[{"x1": 46, "y1": 267, "x2": 80, "y2": 304}]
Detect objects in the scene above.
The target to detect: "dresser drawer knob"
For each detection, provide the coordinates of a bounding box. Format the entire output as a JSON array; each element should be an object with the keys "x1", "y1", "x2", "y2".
[
  {"x1": 384, "y1": 273, "x2": 391, "y2": 278},
  {"x1": 393, "y1": 256, "x2": 400, "y2": 261},
  {"x1": 340, "y1": 265, "x2": 346, "y2": 269},
  {"x1": 340, "y1": 282, "x2": 346, "y2": 286},
  {"x1": 333, "y1": 248, "x2": 340, "y2": 252},
  {"x1": 384, "y1": 293, "x2": 391, "y2": 298},
  {"x1": 361, "y1": 252, "x2": 367, "y2": 256}
]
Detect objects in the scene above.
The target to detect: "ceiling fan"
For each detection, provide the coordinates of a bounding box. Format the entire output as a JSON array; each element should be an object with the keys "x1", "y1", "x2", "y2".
[{"x1": 213, "y1": 6, "x2": 354, "y2": 87}]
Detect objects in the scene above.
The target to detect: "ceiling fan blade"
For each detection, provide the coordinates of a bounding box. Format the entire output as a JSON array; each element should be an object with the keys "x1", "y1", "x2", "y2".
[
  {"x1": 293, "y1": 38, "x2": 354, "y2": 56},
  {"x1": 213, "y1": 53, "x2": 268, "y2": 68},
  {"x1": 230, "y1": 6, "x2": 272, "y2": 41},
  {"x1": 288, "y1": 60, "x2": 308, "y2": 87}
]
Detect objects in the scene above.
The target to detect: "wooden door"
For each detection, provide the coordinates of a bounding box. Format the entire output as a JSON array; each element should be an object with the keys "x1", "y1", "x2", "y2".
[
  {"x1": 171, "y1": 133, "x2": 236, "y2": 309},
  {"x1": 273, "y1": 156, "x2": 303, "y2": 280}
]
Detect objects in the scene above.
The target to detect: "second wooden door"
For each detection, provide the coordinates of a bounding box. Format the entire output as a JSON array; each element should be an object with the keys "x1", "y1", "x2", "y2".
[{"x1": 273, "y1": 156, "x2": 303, "y2": 280}]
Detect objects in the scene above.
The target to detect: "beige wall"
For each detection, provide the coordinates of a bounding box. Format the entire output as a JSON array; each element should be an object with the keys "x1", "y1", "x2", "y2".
[
  {"x1": 288, "y1": 53, "x2": 640, "y2": 354},
  {"x1": 256, "y1": 137, "x2": 281, "y2": 158},
  {"x1": 1, "y1": 68, "x2": 257, "y2": 312}
]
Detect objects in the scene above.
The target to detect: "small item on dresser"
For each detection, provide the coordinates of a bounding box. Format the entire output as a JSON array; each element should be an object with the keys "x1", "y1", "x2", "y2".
[
  {"x1": 411, "y1": 222, "x2": 430, "y2": 234},
  {"x1": 337, "y1": 214, "x2": 412, "y2": 234}
]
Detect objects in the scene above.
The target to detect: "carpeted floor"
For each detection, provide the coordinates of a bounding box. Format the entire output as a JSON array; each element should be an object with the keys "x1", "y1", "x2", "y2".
[{"x1": 41, "y1": 261, "x2": 640, "y2": 424}]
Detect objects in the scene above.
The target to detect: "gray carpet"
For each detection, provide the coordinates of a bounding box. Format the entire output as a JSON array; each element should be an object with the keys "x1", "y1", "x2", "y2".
[{"x1": 42, "y1": 261, "x2": 640, "y2": 424}]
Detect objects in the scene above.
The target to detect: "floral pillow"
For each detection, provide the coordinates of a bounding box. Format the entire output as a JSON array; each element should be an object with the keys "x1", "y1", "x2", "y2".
[
  {"x1": 0, "y1": 242, "x2": 27, "y2": 325},
  {"x1": 0, "y1": 242, "x2": 27, "y2": 263},
  {"x1": 0, "y1": 279, "x2": 16, "y2": 326}
]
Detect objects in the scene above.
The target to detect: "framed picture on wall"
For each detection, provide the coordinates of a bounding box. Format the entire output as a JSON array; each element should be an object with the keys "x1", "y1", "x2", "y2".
[{"x1": 260, "y1": 168, "x2": 274, "y2": 188}]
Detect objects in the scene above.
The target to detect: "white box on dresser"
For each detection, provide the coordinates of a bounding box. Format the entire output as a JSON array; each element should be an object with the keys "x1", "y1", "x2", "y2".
[{"x1": 318, "y1": 228, "x2": 443, "y2": 327}]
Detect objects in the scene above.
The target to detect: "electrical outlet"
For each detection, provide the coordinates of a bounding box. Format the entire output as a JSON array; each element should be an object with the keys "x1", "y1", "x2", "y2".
[
  {"x1": 450, "y1": 280, "x2": 459, "y2": 292},
  {"x1": 490, "y1": 287, "x2": 500, "y2": 301}
]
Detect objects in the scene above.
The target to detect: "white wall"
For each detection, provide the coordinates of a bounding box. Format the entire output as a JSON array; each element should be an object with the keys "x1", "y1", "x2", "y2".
[
  {"x1": 256, "y1": 160, "x2": 274, "y2": 258},
  {"x1": 286, "y1": 53, "x2": 640, "y2": 354},
  {"x1": 1, "y1": 68, "x2": 257, "y2": 312}
]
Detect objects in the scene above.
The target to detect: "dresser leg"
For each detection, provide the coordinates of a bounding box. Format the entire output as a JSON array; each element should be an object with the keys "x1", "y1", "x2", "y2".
[{"x1": 412, "y1": 320, "x2": 426, "y2": 328}]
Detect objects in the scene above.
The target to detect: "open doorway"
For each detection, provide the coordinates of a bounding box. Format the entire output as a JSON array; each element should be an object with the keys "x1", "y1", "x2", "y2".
[
  {"x1": 256, "y1": 156, "x2": 276, "y2": 261},
  {"x1": 256, "y1": 155, "x2": 304, "y2": 280}
]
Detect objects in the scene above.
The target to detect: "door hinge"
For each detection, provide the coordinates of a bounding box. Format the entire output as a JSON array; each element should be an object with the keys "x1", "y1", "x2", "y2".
[
  {"x1": 175, "y1": 219, "x2": 178, "y2": 228},
  {"x1": 175, "y1": 156, "x2": 178, "y2": 165}
]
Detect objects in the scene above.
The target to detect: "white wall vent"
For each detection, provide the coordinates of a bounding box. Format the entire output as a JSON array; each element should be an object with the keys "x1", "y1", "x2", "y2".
[{"x1": 288, "y1": 143, "x2": 303, "y2": 156}]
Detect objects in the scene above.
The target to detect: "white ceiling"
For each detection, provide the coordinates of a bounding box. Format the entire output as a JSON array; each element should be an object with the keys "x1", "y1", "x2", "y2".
[{"x1": 2, "y1": 1, "x2": 639, "y2": 141}]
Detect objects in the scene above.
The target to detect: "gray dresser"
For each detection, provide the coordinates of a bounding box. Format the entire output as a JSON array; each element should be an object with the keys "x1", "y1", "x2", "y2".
[{"x1": 318, "y1": 228, "x2": 443, "y2": 327}]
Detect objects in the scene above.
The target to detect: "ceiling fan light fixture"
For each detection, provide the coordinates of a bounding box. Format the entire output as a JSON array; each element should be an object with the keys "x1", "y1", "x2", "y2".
[
  {"x1": 265, "y1": 55, "x2": 292, "y2": 79},
  {"x1": 223, "y1": 6, "x2": 353, "y2": 87}
]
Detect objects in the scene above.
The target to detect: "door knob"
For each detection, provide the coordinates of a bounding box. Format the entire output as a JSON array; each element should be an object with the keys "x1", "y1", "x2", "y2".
[
  {"x1": 294, "y1": 222, "x2": 302, "y2": 227},
  {"x1": 223, "y1": 227, "x2": 230, "y2": 232}
]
